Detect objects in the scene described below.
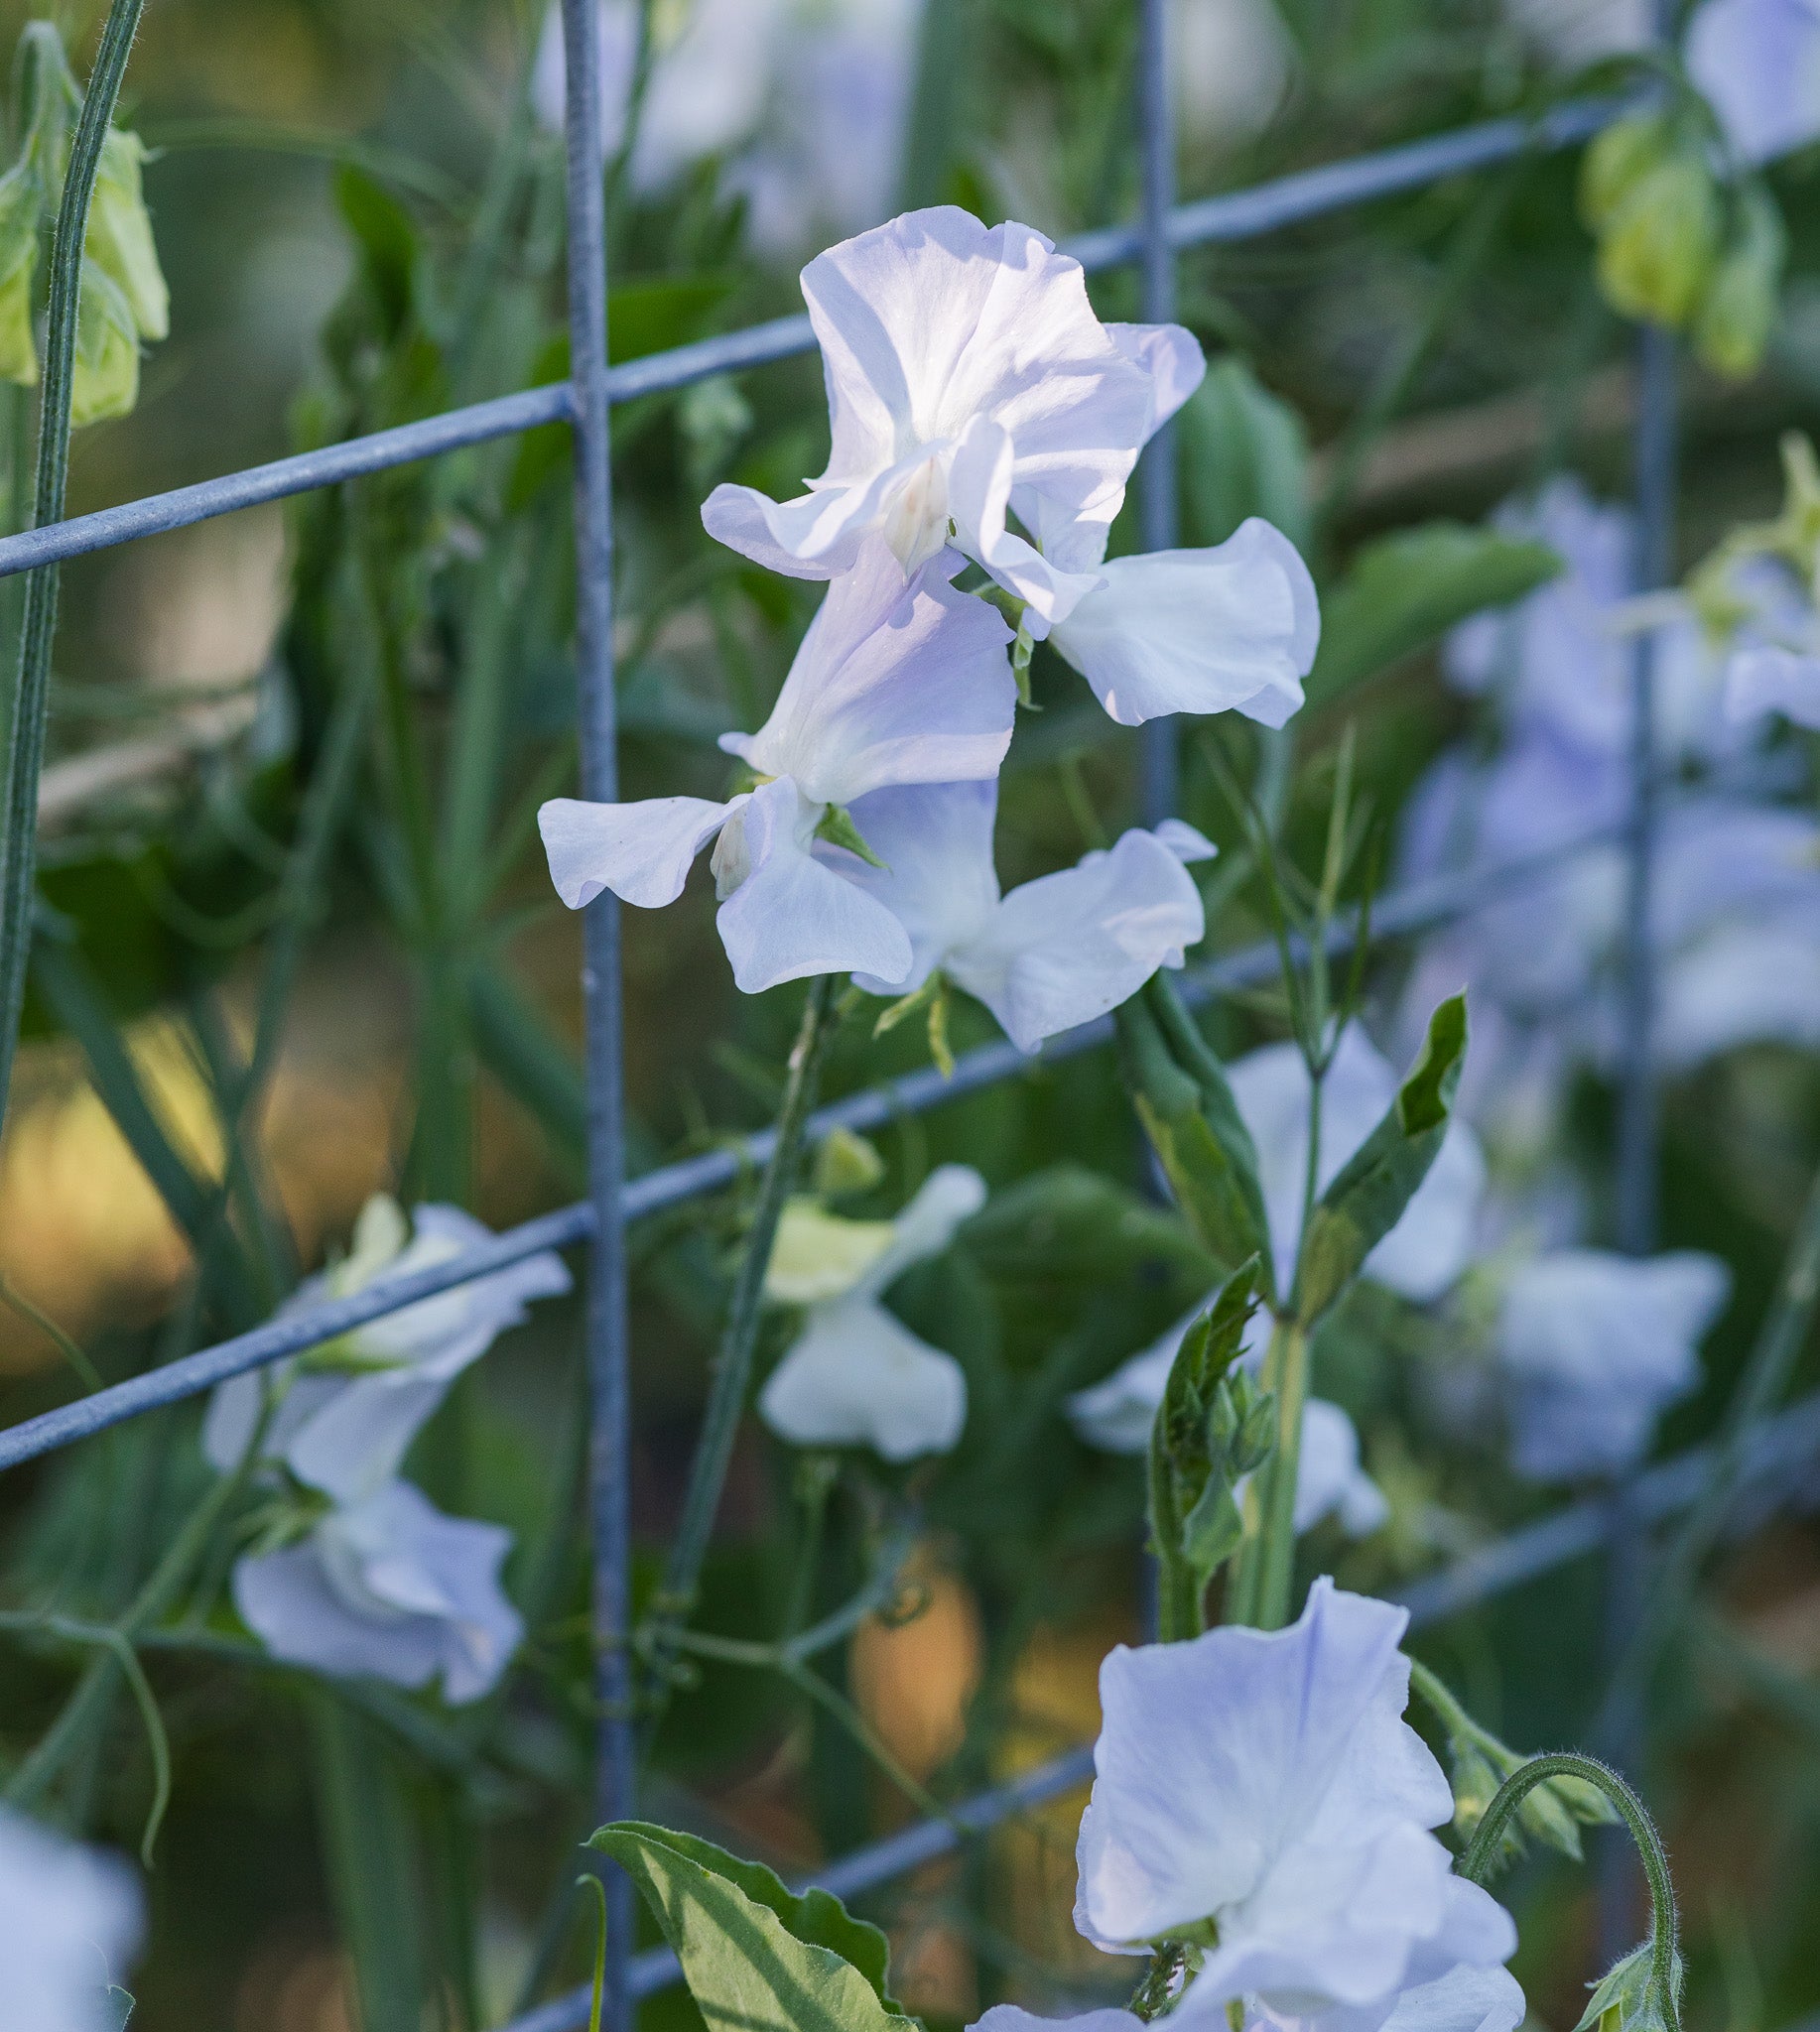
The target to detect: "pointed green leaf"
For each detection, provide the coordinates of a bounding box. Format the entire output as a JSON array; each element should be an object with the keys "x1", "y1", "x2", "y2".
[
  {"x1": 1295, "y1": 995, "x2": 1468, "y2": 1324},
  {"x1": 590, "y1": 1821, "x2": 911, "y2": 2031},
  {"x1": 1305, "y1": 524, "x2": 1561, "y2": 709},
  {"x1": 1117, "y1": 977, "x2": 1274, "y2": 1289},
  {"x1": 1178, "y1": 357, "x2": 1311, "y2": 551}
]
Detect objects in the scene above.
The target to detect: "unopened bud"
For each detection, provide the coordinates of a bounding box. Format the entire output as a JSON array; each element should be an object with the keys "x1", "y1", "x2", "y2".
[
  {"x1": 1235, "y1": 1389, "x2": 1277, "y2": 1475},
  {"x1": 0, "y1": 164, "x2": 39, "y2": 387},
  {"x1": 85, "y1": 127, "x2": 167, "y2": 342},
  {"x1": 1573, "y1": 1942, "x2": 1684, "y2": 2032},
  {"x1": 69, "y1": 256, "x2": 138, "y2": 427},
  {"x1": 1693, "y1": 187, "x2": 1785, "y2": 382},
  {"x1": 1597, "y1": 154, "x2": 1721, "y2": 329},
  {"x1": 1579, "y1": 115, "x2": 1672, "y2": 231},
  {"x1": 813, "y1": 1126, "x2": 886, "y2": 1200}
]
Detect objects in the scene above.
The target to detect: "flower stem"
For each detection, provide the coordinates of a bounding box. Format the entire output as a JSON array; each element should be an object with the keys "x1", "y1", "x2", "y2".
[
  {"x1": 1225, "y1": 1315, "x2": 1307, "y2": 1630},
  {"x1": 0, "y1": 0, "x2": 146, "y2": 1150},
  {"x1": 641, "y1": 974, "x2": 841, "y2": 1714},
  {"x1": 1459, "y1": 1751, "x2": 1680, "y2": 2032}
]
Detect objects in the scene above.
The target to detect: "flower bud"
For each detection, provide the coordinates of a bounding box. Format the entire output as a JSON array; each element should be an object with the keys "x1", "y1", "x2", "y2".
[
  {"x1": 69, "y1": 255, "x2": 138, "y2": 428},
  {"x1": 1573, "y1": 1941, "x2": 1685, "y2": 2032},
  {"x1": 812, "y1": 1126, "x2": 886, "y2": 1201},
  {"x1": 1579, "y1": 114, "x2": 1672, "y2": 231},
  {"x1": 0, "y1": 163, "x2": 40, "y2": 387},
  {"x1": 1597, "y1": 154, "x2": 1722, "y2": 329},
  {"x1": 84, "y1": 127, "x2": 167, "y2": 343},
  {"x1": 1693, "y1": 187, "x2": 1786, "y2": 382}
]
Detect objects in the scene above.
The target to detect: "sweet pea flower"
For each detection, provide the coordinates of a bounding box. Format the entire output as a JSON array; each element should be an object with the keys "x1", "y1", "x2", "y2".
[
  {"x1": 0, "y1": 1808, "x2": 142, "y2": 2032},
  {"x1": 202, "y1": 1195, "x2": 570, "y2": 1505},
  {"x1": 826, "y1": 779, "x2": 1213, "y2": 1051},
  {"x1": 1230, "y1": 1026, "x2": 1488, "y2": 1305},
  {"x1": 234, "y1": 1479, "x2": 524, "y2": 1705},
  {"x1": 540, "y1": 540, "x2": 1014, "y2": 994},
  {"x1": 1067, "y1": 1319, "x2": 1389, "y2": 1538},
  {"x1": 532, "y1": 0, "x2": 922, "y2": 253},
  {"x1": 758, "y1": 1164, "x2": 984, "y2": 1459},
  {"x1": 1686, "y1": 0, "x2": 1820, "y2": 168},
  {"x1": 1046, "y1": 516, "x2": 1320, "y2": 728},
  {"x1": 1718, "y1": 553, "x2": 1820, "y2": 728},
  {"x1": 1497, "y1": 1247, "x2": 1731, "y2": 1481},
  {"x1": 972, "y1": 1968, "x2": 1525, "y2": 2032},
  {"x1": 1075, "y1": 1581, "x2": 1519, "y2": 2027},
  {"x1": 701, "y1": 206, "x2": 1204, "y2": 633}
]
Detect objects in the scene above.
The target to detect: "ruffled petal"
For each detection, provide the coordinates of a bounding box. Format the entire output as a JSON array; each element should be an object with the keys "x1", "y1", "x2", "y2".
[
  {"x1": 1105, "y1": 319, "x2": 1209, "y2": 441},
  {"x1": 758, "y1": 1295, "x2": 968, "y2": 1460},
  {"x1": 1686, "y1": 0, "x2": 1820, "y2": 167},
  {"x1": 539, "y1": 794, "x2": 734, "y2": 910},
  {"x1": 859, "y1": 1163, "x2": 988, "y2": 1293},
  {"x1": 1725, "y1": 642, "x2": 1820, "y2": 729},
  {"x1": 1075, "y1": 1579, "x2": 1447, "y2": 1953},
  {"x1": 831, "y1": 780, "x2": 1003, "y2": 997},
  {"x1": 949, "y1": 414, "x2": 1109, "y2": 633},
  {"x1": 715, "y1": 776, "x2": 914, "y2": 992},
  {"x1": 949, "y1": 828, "x2": 1206, "y2": 1053},
  {"x1": 0, "y1": 1807, "x2": 143, "y2": 2032},
  {"x1": 726, "y1": 538, "x2": 1015, "y2": 804},
  {"x1": 1050, "y1": 520, "x2": 1319, "y2": 727}
]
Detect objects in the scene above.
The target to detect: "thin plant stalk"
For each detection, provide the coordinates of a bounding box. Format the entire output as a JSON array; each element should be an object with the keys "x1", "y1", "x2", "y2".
[
  {"x1": 0, "y1": 0, "x2": 147, "y2": 1148},
  {"x1": 1226, "y1": 1315, "x2": 1309, "y2": 1631},
  {"x1": 641, "y1": 974, "x2": 842, "y2": 1716}
]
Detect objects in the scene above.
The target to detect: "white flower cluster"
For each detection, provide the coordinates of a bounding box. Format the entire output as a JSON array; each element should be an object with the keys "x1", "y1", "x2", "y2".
[
  {"x1": 541, "y1": 205, "x2": 1319, "y2": 1039},
  {"x1": 204, "y1": 1195, "x2": 570, "y2": 1705}
]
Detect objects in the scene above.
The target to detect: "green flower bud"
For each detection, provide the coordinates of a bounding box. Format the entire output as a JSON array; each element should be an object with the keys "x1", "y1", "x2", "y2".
[
  {"x1": 1579, "y1": 114, "x2": 1673, "y2": 232},
  {"x1": 69, "y1": 255, "x2": 138, "y2": 428},
  {"x1": 813, "y1": 1126, "x2": 886, "y2": 1200},
  {"x1": 1597, "y1": 155, "x2": 1722, "y2": 329},
  {"x1": 0, "y1": 163, "x2": 39, "y2": 387},
  {"x1": 1573, "y1": 1942, "x2": 1685, "y2": 2032},
  {"x1": 84, "y1": 127, "x2": 166, "y2": 343},
  {"x1": 1693, "y1": 187, "x2": 1786, "y2": 383}
]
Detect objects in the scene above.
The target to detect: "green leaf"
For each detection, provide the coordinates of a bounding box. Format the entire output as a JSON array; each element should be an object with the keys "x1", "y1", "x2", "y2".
[
  {"x1": 1116, "y1": 976, "x2": 1274, "y2": 1289},
  {"x1": 608, "y1": 275, "x2": 739, "y2": 365},
  {"x1": 591, "y1": 1822, "x2": 913, "y2": 2032},
  {"x1": 1295, "y1": 994, "x2": 1468, "y2": 1324},
  {"x1": 959, "y1": 1162, "x2": 1214, "y2": 1285},
  {"x1": 1178, "y1": 357, "x2": 1311, "y2": 551},
  {"x1": 1305, "y1": 523, "x2": 1561, "y2": 709}
]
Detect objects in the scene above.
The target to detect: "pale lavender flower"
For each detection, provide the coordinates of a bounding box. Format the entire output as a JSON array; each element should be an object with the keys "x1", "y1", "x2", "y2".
[
  {"x1": 826, "y1": 780, "x2": 1214, "y2": 1051},
  {"x1": 234, "y1": 1479, "x2": 524, "y2": 1705},
  {"x1": 540, "y1": 539, "x2": 1014, "y2": 993},
  {"x1": 1686, "y1": 0, "x2": 1820, "y2": 168},
  {"x1": 0, "y1": 1809, "x2": 141, "y2": 2032}
]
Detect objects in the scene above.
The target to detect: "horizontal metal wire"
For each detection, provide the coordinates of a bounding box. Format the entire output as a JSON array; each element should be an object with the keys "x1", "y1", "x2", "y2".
[
  {"x1": 496, "y1": 1388, "x2": 1820, "y2": 2032},
  {"x1": 0, "y1": 820, "x2": 1624, "y2": 1474},
  {"x1": 0, "y1": 97, "x2": 1623, "y2": 583}
]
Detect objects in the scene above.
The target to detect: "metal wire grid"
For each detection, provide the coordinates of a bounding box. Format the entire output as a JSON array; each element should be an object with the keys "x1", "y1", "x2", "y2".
[{"x1": 0, "y1": 1, "x2": 1732, "y2": 2026}]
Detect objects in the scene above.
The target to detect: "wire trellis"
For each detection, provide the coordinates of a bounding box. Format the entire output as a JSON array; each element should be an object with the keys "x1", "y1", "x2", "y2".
[{"x1": 0, "y1": 2, "x2": 1767, "y2": 2027}]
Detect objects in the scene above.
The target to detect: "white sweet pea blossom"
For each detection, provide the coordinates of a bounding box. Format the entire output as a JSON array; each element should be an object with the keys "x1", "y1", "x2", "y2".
[
  {"x1": 1686, "y1": 0, "x2": 1820, "y2": 167},
  {"x1": 541, "y1": 540, "x2": 1013, "y2": 993},
  {"x1": 1047, "y1": 517, "x2": 1320, "y2": 727},
  {"x1": 0, "y1": 1808, "x2": 142, "y2": 2032},
  {"x1": 970, "y1": 1974, "x2": 1524, "y2": 2032},
  {"x1": 1230, "y1": 1026, "x2": 1487, "y2": 1304},
  {"x1": 1718, "y1": 554, "x2": 1820, "y2": 728},
  {"x1": 758, "y1": 1164, "x2": 985, "y2": 1459},
  {"x1": 202, "y1": 1195, "x2": 570, "y2": 1505},
  {"x1": 234, "y1": 1479, "x2": 524, "y2": 1705},
  {"x1": 1067, "y1": 1322, "x2": 1389, "y2": 1538},
  {"x1": 826, "y1": 779, "x2": 1213, "y2": 1051},
  {"x1": 1497, "y1": 1248, "x2": 1731, "y2": 1481},
  {"x1": 701, "y1": 206, "x2": 1204, "y2": 633},
  {"x1": 1075, "y1": 1580, "x2": 1519, "y2": 2028}
]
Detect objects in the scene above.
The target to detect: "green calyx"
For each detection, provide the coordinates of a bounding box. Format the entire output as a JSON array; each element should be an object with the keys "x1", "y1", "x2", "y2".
[{"x1": 814, "y1": 801, "x2": 889, "y2": 870}]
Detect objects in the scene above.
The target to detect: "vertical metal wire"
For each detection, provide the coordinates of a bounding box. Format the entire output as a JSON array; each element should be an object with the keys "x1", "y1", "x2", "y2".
[
  {"x1": 560, "y1": 0, "x2": 634, "y2": 2024},
  {"x1": 1136, "y1": 0, "x2": 1179, "y2": 828}
]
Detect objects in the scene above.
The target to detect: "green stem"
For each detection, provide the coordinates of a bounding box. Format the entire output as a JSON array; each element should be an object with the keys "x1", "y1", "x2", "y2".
[
  {"x1": 641, "y1": 976, "x2": 842, "y2": 1709},
  {"x1": 1459, "y1": 1752, "x2": 1680, "y2": 2032},
  {"x1": 1227, "y1": 1316, "x2": 1308, "y2": 1630},
  {"x1": 0, "y1": 0, "x2": 147, "y2": 1149},
  {"x1": 1147, "y1": 1406, "x2": 1202, "y2": 1641}
]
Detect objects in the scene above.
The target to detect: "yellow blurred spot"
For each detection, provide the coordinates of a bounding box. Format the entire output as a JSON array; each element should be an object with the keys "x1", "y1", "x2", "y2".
[{"x1": 765, "y1": 1199, "x2": 895, "y2": 1306}]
